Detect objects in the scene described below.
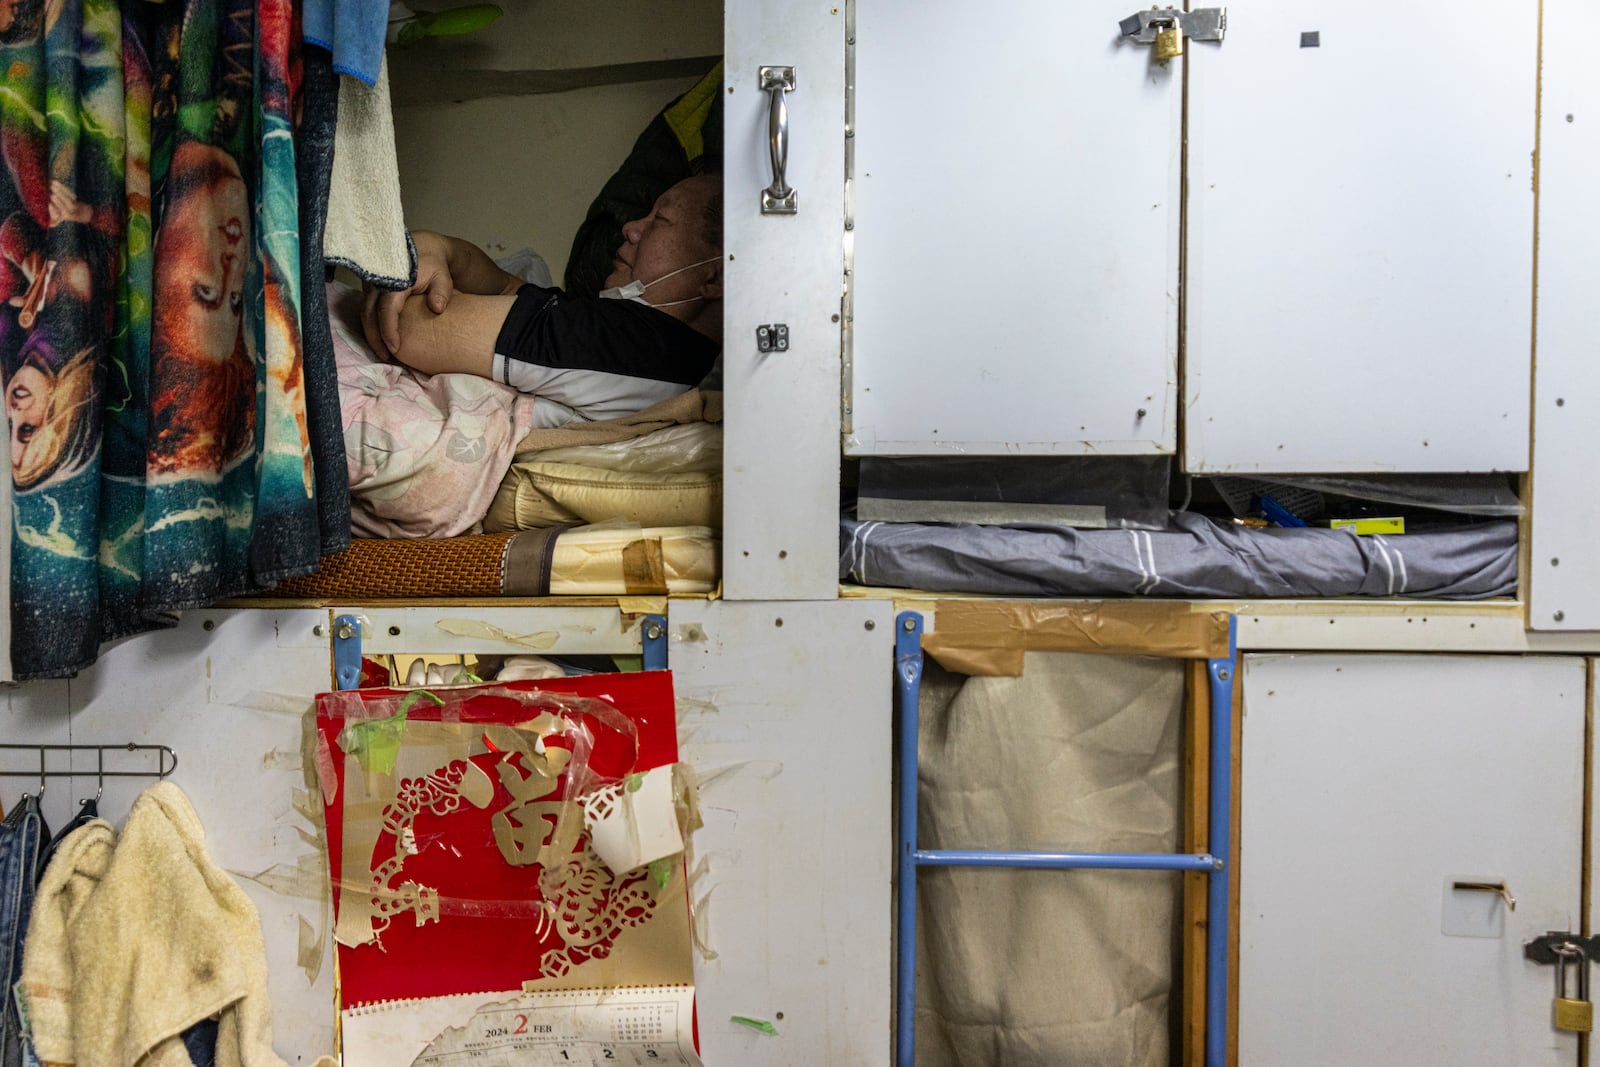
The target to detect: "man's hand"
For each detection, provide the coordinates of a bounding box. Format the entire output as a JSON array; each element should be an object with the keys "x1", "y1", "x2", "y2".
[{"x1": 362, "y1": 230, "x2": 455, "y2": 357}]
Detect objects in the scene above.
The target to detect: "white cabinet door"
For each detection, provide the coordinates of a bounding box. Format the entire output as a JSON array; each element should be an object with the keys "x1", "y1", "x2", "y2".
[
  {"x1": 1239, "y1": 654, "x2": 1584, "y2": 1065},
  {"x1": 1527, "y1": 0, "x2": 1600, "y2": 631},
  {"x1": 1187, "y1": 2, "x2": 1537, "y2": 473},
  {"x1": 845, "y1": 1, "x2": 1180, "y2": 456}
]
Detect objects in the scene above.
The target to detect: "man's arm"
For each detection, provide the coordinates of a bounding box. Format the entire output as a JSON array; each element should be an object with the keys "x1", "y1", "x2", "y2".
[
  {"x1": 388, "y1": 290, "x2": 520, "y2": 378},
  {"x1": 436, "y1": 232, "x2": 523, "y2": 297},
  {"x1": 363, "y1": 230, "x2": 523, "y2": 356}
]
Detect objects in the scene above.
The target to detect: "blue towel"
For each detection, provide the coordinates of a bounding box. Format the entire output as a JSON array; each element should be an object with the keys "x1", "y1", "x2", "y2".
[
  {"x1": 304, "y1": 0, "x2": 388, "y2": 88},
  {"x1": 303, "y1": 0, "x2": 334, "y2": 54}
]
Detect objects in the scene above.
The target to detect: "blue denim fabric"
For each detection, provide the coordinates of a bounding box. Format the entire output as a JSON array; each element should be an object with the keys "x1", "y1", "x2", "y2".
[
  {"x1": 1, "y1": 798, "x2": 47, "y2": 1067},
  {"x1": 181, "y1": 1017, "x2": 219, "y2": 1066}
]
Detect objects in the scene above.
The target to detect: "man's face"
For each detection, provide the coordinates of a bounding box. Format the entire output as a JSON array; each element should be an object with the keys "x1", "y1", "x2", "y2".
[
  {"x1": 0, "y1": 0, "x2": 21, "y2": 33},
  {"x1": 605, "y1": 179, "x2": 718, "y2": 305},
  {"x1": 154, "y1": 145, "x2": 248, "y2": 362}
]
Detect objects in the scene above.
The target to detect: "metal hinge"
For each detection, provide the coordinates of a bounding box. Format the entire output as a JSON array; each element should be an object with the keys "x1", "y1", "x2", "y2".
[
  {"x1": 332, "y1": 614, "x2": 363, "y2": 690},
  {"x1": 1119, "y1": 7, "x2": 1227, "y2": 44}
]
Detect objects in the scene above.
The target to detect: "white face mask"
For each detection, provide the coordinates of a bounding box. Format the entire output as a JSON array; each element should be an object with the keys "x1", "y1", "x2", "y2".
[{"x1": 598, "y1": 254, "x2": 721, "y2": 307}]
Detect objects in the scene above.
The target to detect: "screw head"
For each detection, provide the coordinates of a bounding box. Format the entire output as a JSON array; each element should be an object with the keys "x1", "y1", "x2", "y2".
[
  {"x1": 1555, "y1": 611, "x2": 1566, "y2": 622},
  {"x1": 902, "y1": 617, "x2": 916, "y2": 632},
  {"x1": 1218, "y1": 668, "x2": 1232, "y2": 681},
  {"x1": 645, "y1": 622, "x2": 664, "y2": 641},
  {"x1": 864, "y1": 620, "x2": 876, "y2": 631},
  {"x1": 335, "y1": 623, "x2": 354, "y2": 640},
  {"x1": 313, "y1": 624, "x2": 325, "y2": 637},
  {"x1": 202, "y1": 619, "x2": 215, "y2": 632}
]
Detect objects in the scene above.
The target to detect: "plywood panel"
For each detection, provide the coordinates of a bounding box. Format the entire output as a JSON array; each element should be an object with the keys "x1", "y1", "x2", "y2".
[
  {"x1": 1187, "y1": 2, "x2": 1537, "y2": 473},
  {"x1": 3, "y1": 610, "x2": 337, "y2": 1060},
  {"x1": 670, "y1": 599, "x2": 893, "y2": 1064},
  {"x1": 722, "y1": 0, "x2": 846, "y2": 598},
  {"x1": 1527, "y1": 0, "x2": 1600, "y2": 631},
  {"x1": 846, "y1": 0, "x2": 1180, "y2": 456},
  {"x1": 1239, "y1": 654, "x2": 1583, "y2": 1065}
]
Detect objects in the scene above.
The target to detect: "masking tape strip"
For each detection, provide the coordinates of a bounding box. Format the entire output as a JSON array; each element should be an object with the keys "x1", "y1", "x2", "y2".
[
  {"x1": 921, "y1": 600, "x2": 1232, "y2": 676},
  {"x1": 621, "y1": 538, "x2": 668, "y2": 595},
  {"x1": 618, "y1": 595, "x2": 669, "y2": 616},
  {"x1": 434, "y1": 618, "x2": 562, "y2": 650}
]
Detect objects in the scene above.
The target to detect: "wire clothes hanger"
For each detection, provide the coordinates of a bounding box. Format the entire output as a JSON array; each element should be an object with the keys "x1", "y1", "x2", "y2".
[{"x1": 0, "y1": 743, "x2": 179, "y2": 804}]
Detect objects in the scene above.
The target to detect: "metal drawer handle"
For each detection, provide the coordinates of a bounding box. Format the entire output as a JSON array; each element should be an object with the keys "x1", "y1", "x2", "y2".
[{"x1": 760, "y1": 65, "x2": 797, "y2": 215}]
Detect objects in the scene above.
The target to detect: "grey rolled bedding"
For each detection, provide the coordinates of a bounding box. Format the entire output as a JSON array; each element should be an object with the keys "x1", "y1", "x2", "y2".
[{"x1": 839, "y1": 510, "x2": 1518, "y2": 599}]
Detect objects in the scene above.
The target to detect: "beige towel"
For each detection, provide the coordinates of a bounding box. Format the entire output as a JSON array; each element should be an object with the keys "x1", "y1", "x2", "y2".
[
  {"x1": 20, "y1": 817, "x2": 115, "y2": 1065},
  {"x1": 513, "y1": 389, "x2": 722, "y2": 457},
  {"x1": 325, "y1": 53, "x2": 414, "y2": 288},
  {"x1": 20, "y1": 783, "x2": 334, "y2": 1067}
]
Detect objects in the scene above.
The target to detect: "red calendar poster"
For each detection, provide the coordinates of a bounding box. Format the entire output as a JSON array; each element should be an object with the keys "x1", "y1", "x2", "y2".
[{"x1": 314, "y1": 672, "x2": 700, "y2": 1065}]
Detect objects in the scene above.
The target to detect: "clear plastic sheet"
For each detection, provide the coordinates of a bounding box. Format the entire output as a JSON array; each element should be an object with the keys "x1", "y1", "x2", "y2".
[
  {"x1": 316, "y1": 685, "x2": 645, "y2": 929},
  {"x1": 316, "y1": 674, "x2": 696, "y2": 1008}
]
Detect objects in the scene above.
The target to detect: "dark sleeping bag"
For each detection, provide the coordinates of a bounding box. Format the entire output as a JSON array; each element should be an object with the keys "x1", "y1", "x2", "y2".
[{"x1": 564, "y1": 61, "x2": 724, "y2": 297}]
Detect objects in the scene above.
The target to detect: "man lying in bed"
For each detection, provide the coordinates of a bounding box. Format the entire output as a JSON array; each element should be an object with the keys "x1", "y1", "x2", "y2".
[{"x1": 362, "y1": 174, "x2": 722, "y2": 429}]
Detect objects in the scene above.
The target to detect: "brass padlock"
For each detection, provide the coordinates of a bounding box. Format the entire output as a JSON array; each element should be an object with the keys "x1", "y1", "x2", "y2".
[
  {"x1": 1555, "y1": 943, "x2": 1594, "y2": 1034},
  {"x1": 1153, "y1": 17, "x2": 1184, "y2": 62}
]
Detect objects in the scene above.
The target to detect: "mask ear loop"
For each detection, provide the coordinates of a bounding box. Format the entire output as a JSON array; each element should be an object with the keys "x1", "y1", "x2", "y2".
[{"x1": 642, "y1": 255, "x2": 724, "y2": 309}]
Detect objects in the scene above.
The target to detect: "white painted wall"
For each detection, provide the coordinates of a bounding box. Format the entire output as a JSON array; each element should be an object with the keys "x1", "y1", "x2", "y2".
[
  {"x1": 390, "y1": 0, "x2": 721, "y2": 74},
  {"x1": 394, "y1": 76, "x2": 709, "y2": 287},
  {"x1": 1, "y1": 610, "x2": 339, "y2": 1062},
  {"x1": 390, "y1": 0, "x2": 721, "y2": 287}
]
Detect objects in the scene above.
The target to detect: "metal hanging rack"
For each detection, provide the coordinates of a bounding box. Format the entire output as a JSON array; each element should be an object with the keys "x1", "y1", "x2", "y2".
[{"x1": 0, "y1": 743, "x2": 178, "y2": 799}]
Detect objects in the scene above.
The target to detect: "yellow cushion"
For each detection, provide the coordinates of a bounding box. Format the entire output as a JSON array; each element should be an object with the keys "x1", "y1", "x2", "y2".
[{"x1": 483, "y1": 461, "x2": 721, "y2": 531}]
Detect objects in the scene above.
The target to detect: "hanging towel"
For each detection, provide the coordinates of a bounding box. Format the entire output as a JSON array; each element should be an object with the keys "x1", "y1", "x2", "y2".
[
  {"x1": 295, "y1": 46, "x2": 354, "y2": 554},
  {"x1": 303, "y1": 0, "x2": 389, "y2": 88},
  {"x1": 17, "y1": 816, "x2": 114, "y2": 1067},
  {"x1": 324, "y1": 53, "x2": 415, "y2": 289},
  {"x1": 20, "y1": 784, "x2": 334, "y2": 1067}
]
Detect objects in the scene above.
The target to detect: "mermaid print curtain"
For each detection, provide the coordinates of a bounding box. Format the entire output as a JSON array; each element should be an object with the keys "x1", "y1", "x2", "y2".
[{"x1": 2, "y1": 0, "x2": 327, "y2": 679}]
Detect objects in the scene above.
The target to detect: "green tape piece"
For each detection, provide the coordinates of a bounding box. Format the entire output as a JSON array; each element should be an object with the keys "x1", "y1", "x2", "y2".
[
  {"x1": 348, "y1": 689, "x2": 439, "y2": 776},
  {"x1": 625, "y1": 772, "x2": 647, "y2": 793},
  {"x1": 397, "y1": 688, "x2": 445, "y2": 715},
  {"x1": 649, "y1": 857, "x2": 673, "y2": 890},
  {"x1": 730, "y1": 1016, "x2": 779, "y2": 1036}
]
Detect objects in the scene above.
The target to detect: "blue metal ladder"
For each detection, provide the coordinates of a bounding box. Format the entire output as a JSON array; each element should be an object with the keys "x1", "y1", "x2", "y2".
[{"x1": 894, "y1": 610, "x2": 1236, "y2": 1067}]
